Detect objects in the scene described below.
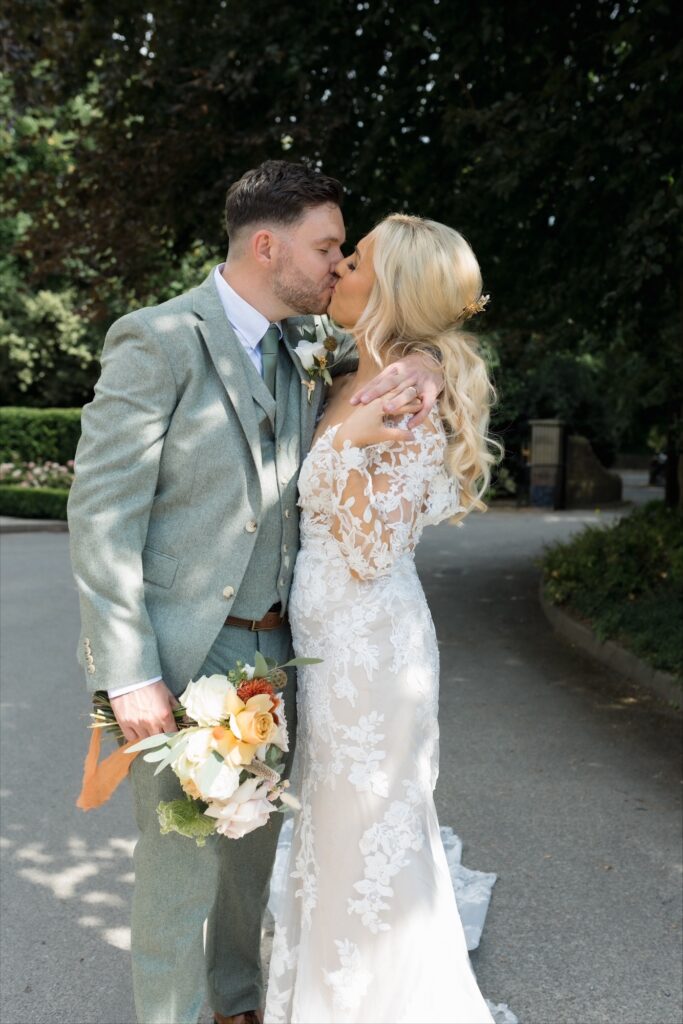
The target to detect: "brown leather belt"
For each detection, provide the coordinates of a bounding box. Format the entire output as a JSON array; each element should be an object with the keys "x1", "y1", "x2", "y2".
[{"x1": 225, "y1": 607, "x2": 287, "y2": 631}]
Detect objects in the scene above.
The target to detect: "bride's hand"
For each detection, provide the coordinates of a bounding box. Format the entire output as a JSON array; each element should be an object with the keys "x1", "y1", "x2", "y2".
[
  {"x1": 349, "y1": 351, "x2": 443, "y2": 428},
  {"x1": 332, "y1": 396, "x2": 417, "y2": 450}
]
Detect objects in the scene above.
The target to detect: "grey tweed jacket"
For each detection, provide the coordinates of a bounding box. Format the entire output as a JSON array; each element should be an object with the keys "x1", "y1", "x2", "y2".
[{"x1": 67, "y1": 269, "x2": 356, "y2": 695}]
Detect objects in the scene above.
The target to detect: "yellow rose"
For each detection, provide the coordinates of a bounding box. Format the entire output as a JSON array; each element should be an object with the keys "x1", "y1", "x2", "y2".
[
  {"x1": 210, "y1": 724, "x2": 256, "y2": 766},
  {"x1": 226, "y1": 692, "x2": 277, "y2": 747},
  {"x1": 234, "y1": 709, "x2": 276, "y2": 745}
]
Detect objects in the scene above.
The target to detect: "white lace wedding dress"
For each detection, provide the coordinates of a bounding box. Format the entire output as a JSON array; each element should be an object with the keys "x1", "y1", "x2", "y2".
[{"x1": 264, "y1": 411, "x2": 508, "y2": 1024}]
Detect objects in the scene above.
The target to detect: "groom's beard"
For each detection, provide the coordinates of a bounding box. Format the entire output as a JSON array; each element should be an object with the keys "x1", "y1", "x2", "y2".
[{"x1": 272, "y1": 263, "x2": 335, "y2": 316}]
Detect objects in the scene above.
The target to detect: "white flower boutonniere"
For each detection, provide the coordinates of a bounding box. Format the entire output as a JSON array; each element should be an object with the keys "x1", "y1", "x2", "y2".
[{"x1": 294, "y1": 329, "x2": 338, "y2": 403}]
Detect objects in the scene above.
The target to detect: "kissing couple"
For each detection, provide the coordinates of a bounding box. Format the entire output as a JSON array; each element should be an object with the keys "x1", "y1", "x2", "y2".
[{"x1": 69, "y1": 159, "x2": 498, "y2": 1024}]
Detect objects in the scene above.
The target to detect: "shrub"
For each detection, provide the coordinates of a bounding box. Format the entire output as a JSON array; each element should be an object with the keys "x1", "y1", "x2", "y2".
[
  {"x1": 0, "y1": 408, "x2": 81, "y2": 463},
  {"x1": 0, "y1": 485, "x2": 68, "y2": 520},
  {"x1": 541, "y1": 502, "x2": 683, "y2": 676}
]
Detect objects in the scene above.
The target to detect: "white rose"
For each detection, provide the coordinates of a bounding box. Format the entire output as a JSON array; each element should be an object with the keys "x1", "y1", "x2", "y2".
[
  {"x1": 203, "y1": 762, "x2": 241, "y2": 802},
  {"x1": 184, "y1": 728, "x2": 215, "y2": 763},
  {"x1": 180, "y1": 676, "x2": 234, "y2": 726},
  {"x1": 294, "y1": 339, "x2": 326, "y2": 371},
  {"x1": 205, "y1": 778, "x2": 276, "y2": 839},
  {"x1": 173, "y1": 749, "x2": 195, "y2": 784},
  {"x1": 271, "y1": 719, "x2": 289, "y2": 753},
  {"x1": 242, "y1": 664, "x2": 255, "y2": 680}
]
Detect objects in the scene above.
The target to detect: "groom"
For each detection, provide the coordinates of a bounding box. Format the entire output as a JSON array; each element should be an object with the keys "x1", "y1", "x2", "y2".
[{"x1": 68, "y1": 160, "x2": 441, "y2": 1024}]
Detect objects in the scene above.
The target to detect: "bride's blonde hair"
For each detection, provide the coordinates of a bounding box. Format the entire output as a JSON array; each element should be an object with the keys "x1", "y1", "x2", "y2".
[{"x1": 355, "y1": 213, "x2": 502, "y2": 521}]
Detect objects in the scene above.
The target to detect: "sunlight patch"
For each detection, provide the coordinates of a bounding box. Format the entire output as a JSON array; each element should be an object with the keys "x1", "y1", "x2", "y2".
[{"x1": 104, "y1": 926, "x2": 131, "y2": 951}]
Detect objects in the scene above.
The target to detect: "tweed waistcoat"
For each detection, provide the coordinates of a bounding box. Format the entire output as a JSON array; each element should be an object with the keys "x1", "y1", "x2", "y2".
[{"x1": 229, "y1": 335, "x2": 301, "y2": 618}]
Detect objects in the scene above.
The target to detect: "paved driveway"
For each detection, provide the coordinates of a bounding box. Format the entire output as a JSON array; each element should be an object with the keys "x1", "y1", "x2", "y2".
[{"x1": 0, "y1": 511, "x2": 680, "y2": 1024}]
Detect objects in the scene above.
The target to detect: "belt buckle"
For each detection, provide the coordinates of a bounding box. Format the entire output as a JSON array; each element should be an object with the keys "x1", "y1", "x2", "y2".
[{"x1": 249, "y1": 618, "x2": 260, "y2": 632}]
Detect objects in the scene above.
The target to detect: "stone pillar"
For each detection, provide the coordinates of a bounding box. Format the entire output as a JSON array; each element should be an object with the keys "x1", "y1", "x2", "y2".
[{"x1": 529, "y1": 419, "x2": 565, "y2": 509}]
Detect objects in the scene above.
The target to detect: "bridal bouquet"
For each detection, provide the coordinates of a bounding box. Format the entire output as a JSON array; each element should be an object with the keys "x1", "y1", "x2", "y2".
[{"x1": 80, "y1": 652, "x2": 319, "y2": 845}]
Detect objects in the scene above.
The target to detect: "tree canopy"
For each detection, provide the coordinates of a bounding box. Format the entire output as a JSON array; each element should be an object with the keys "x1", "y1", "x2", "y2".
[{"x1": 2, "y1": 0, "x2": 681, "y2": 492}]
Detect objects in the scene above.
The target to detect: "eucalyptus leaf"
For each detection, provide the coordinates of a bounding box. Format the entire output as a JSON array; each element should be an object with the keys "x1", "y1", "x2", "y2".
[
  {"x1": 153, "y1": 747, "x2": 181, "y2": 775},
  {"x1": 253, "y1": 651, "x2": 270, "y2": 678},
  {"x1": 152, "y1": 733, "x2": 194, "y2": 778},
  {"x1": 127, "y1": 733, "x2": 171, "y2": 753},
  {"x1": 142, "y1": 745, "x2": 172, "y2": 763},
  {"x1": 280, "y1": 657, "x2": 324, "y2": 667},
  {"x1": 167, "y1": 733, "x2": 191, "y2": 763}
]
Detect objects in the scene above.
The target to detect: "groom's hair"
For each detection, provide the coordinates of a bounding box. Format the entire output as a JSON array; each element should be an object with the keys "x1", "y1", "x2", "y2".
[{"x1": 225, "y1": 160, "x2": 343, "y2": 240}]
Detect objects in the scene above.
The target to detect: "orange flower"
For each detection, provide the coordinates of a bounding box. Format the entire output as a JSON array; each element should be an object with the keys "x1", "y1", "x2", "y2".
[
  {"x1": 237, "y1": 679, "x2": 280, "y2": 723},
  {"x1": 237, "y1": 679, "x2": 275, "y2": 702}
]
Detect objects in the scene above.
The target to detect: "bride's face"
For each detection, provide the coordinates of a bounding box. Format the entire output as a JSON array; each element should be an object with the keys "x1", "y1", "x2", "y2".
[{"x1": 327, "y1": 235, "x2": 375, "y2": 328}]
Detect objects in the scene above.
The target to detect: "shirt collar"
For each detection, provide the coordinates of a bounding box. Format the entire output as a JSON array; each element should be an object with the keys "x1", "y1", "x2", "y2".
[{"x1": 214, "y1": 265, "x2": 282, "y2": 350}]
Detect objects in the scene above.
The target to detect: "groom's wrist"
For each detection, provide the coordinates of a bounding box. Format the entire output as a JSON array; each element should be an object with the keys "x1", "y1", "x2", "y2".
[{"x1": 107, "y1": 676, "x2": 162, "y2": 699}]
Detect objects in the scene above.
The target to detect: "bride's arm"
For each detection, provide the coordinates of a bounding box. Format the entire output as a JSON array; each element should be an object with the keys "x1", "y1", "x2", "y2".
[{"x1": 326, "y1": 428, "x2": 440, "y2": 580}]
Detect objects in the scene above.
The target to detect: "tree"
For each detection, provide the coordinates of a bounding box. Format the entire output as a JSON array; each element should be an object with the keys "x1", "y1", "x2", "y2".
[{"x1": 2, "y1": 0, "x2": 681, "y2": 500}]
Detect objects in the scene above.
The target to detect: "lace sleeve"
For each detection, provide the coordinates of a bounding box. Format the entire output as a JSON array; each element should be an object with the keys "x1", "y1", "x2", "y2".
[{"x1": 325, "y1": 419, "x2": 459, "y2": 580}]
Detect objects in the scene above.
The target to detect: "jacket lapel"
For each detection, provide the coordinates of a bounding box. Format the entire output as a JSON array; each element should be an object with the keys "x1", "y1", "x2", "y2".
[{"x1": 192, "y1": 272, "x2": 263, "y2": 475}]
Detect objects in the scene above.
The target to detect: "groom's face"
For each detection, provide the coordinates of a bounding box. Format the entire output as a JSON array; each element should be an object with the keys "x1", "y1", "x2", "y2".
[{"x1": 271, "y1": 203, "x2": 345, "y2": 315}]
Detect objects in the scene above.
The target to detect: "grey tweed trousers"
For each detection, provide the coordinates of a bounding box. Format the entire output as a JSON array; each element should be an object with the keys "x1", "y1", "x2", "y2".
[{"x1": 129, "y1": 622, "x2": 295, "y2": 1024}]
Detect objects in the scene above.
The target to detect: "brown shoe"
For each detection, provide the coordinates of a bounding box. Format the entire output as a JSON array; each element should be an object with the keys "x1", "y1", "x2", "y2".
[{"x1": 214, "y1": 1011, "x2": 263, "y2": 1024}]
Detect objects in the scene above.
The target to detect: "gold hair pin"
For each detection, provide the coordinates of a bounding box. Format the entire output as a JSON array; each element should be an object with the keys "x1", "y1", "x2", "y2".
[{"x1": 461, "y1": 294, "x2": 490, "y2": 320}]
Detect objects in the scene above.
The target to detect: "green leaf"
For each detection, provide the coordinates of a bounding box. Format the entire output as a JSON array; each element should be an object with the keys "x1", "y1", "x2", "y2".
[
  {"x1": 127, "y1": 732, "x2": 171, "y2": 753},
  {"x1": 253, "y1": 650, "x2": 271, "y2": 678},
  {"x1": 143, "y1": 745, "x2": 172, "y2": 763},
  {"x1": 152, "y1": 735, "x2": 191, "y2": 776},
  {"x1": 280, "y1": 656, "x2": 324, "y2": 667}
]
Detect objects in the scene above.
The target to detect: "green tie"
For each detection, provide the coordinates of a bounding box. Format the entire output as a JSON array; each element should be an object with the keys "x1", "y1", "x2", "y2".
[{"x1": 260, "y1": 325, "x2": 280, "y2": 396}]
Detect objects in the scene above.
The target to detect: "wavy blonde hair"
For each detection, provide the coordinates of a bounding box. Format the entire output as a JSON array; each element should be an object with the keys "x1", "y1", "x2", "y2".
[{"x1": 355, "y1": 213, "x2": 502, "y2": 521}]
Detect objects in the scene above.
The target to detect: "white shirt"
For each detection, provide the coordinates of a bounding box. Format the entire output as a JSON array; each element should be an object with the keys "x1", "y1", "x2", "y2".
[{"x1": 107, "y1": 267, "x2": 282, "y2": 699}]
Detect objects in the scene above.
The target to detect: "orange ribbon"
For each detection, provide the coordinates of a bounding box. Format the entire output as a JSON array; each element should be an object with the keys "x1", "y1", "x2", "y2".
[{"x1": 76, "y1": 728, "x2": 140, "y2": 810}]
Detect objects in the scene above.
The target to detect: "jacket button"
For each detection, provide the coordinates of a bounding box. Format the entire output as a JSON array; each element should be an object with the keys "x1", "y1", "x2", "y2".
[
  {"x1": 223, "y1": 586, "x2": 235, "y2": 599},
  {"x1": 284, "y1": 509, "x2": 291, "y2": 519},
  {"x1": 87, "y1": 666, "x2": 95, "y2": 675},
  {"x1": 245, "y1": 520, "x2": 258, "y2": 533}
]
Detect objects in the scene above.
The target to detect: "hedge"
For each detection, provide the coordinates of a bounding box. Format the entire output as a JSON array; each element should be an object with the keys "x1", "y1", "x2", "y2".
[
  {"x1": 541, "y1": 501, "x2": 683, "y2": 677},
  {"x1": 0, "y1": 408, "x2": 82, "y2": 463},
  {"x1": 0, "y1": 486, "x2": 69, "y2": 520}
]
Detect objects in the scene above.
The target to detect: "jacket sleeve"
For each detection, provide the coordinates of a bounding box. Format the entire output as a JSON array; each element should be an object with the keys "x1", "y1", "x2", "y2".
[{"x1": 67, "y1": 312, "x2": 178, "y2": 691}]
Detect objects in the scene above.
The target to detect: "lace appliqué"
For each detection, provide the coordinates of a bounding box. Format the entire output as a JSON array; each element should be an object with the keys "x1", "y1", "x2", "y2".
[
  {"x1": 348, "y1": 782, "x2": 424, "y2": 934},
  {"x1": 323, "y1": 939, "x2": 372, "y2": 1016}
]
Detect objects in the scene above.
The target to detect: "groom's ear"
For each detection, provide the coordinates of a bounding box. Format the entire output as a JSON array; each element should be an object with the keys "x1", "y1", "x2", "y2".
[{"x1": 252, "y1": 228, "x2": 277, "y2": 266}]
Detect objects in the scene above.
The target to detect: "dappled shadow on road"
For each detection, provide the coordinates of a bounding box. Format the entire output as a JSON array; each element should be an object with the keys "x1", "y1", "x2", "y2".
[
  {"x1": 1, "y1": 824, "x2": 134, "y2": 951},
  {"x1": 0, "y1": 778, "x2": 138, "y2": 1024}
]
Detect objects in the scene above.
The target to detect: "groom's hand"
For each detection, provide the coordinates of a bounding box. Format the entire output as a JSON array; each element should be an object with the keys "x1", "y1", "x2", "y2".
[
  {"x1": 111, "y1": 680, "x2": 180, "y2": 742},
  {"x1": 349, "y1": 351, "x2": 443, "y2": 428}
]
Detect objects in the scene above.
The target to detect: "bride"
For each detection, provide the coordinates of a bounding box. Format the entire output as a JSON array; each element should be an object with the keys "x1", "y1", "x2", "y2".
[{"x1": 265, "y1": 214, "x2": 499, "y2": 1024}]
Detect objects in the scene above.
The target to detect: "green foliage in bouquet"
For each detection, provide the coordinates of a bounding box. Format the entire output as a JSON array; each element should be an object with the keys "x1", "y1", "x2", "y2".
[{"x1": 158, "y1": 799, "x2": 216, "y2": 847}]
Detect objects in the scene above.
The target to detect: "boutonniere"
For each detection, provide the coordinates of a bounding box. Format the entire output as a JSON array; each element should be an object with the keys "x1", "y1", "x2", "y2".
[{"x1": 294, "y1": 329, "x2": 338, "y2": 403}]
